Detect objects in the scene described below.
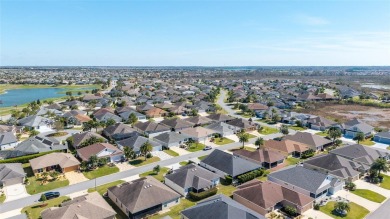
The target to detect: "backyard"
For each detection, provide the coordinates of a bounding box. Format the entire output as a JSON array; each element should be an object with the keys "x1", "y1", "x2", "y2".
[
  {"x1": 129, "y1": 156, "x2": 161, "y2": 167},
  {"x1": 83, "y1": 165, "x2": 120, "y2": 179},
  {"x1": 320, "y1": 201, "x2": 369, "y2": 219}
]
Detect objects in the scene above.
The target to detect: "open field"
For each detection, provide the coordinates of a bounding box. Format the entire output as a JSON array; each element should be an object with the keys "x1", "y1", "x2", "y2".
[{"x1": 296, "y1": 102, "x2": 390, "y2": 128}]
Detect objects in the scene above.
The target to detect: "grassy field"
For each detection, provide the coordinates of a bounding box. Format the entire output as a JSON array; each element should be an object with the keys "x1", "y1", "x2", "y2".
[
  {"x1": 83, "y1": 165, "x2": 120, "y2": 180},
  {"x1": 258, "y1": 126, "x2": 279, "y2": 135},
  {"x1": 320, "y1": 201, "x2": 369, "y2": 219},
  {"x1": 213, "y1": 137, "x2": 235, "y2": 145},
  {"x1": 22, "y1": 196, "x2": 70, "y2": 219},
  {"x1": 139, "y1": 167, "x2": 170, "y2": 182},
  {"x1": 187, "y1": 143, "x2": 206, "y2": 152},
  {"x1": 164, "y1": 149, "x2": 179, "y2": 157},
  {"x1": 351, "y1": 189, "x2": 386, "y2": 203},
  {"x1": 87, "y1": 180, "x2": 125, "y2": 195},
  {"x1": 129, "y1": 156, "x2": 161, "y2": 167}
]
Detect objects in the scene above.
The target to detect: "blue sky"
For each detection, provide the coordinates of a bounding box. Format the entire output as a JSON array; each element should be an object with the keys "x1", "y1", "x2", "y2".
[{"x1": 1, "y1": 0, "x2": 390, "y2": 66}]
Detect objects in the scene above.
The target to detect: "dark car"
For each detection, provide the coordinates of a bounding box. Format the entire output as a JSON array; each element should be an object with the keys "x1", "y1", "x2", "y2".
[
  {"x1": 42, "y1": 192, "x2": 60, "y2": 200},
  {"x1": 203, "y1": 146, "x2": 212, "y2": 151}
]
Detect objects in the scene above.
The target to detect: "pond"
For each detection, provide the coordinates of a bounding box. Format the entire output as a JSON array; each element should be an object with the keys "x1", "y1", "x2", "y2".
[
  {"x1": 361, "y1": 83, "x2": 390, "y2": 90},
  {"x1": 0, "y1": 88, "x2": 69, "y2": 107}
]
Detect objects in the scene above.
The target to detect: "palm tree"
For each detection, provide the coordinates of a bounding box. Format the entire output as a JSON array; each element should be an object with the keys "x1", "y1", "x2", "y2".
[
  {"x1": 124, "y1": 146, "x2": 136, "y2": 160},
  {"x1": 355, "y1": 131, "x2": 365, "y2": 144},
  {"x1": 89, "y1": 155, "x2": 98, "y2": 169},
  {"x1": 255, "y1": 137, "x2": 264, "y2": 149},
  {"x1": 271, "y1": 108, "x2": 277, "y2": 118},
  {"x1": 334, "y1": 201, "x2": 350, "y2": 215},
  {"x1": 140, "y1": 141, "x2": 153, "y2": 160},
  {"x1": 128, "y1": 113, "x2": 138, "y2": 126},
  {"x1": 279, "y1": 125, "x2": 289, "y2": 135},
  {"x1": 328, "y1": 128, "x2": 342, "y2": 144},
  {"x1": 238, "y1": 133, "x2": 249, "y2": 149},
  {"x1": 153, "y1": 165, "x2": 160, "y2": 174},
  {"x1": 371, "y1": 158, "x2": 389, "y2": 176}
]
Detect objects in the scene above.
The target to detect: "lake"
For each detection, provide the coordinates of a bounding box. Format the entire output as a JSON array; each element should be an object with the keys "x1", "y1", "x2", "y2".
[
  {"x1": 0, "y1": 88, "x2": 68, "y2": 107},
  {"x1": 361, "y1": 83, "x2": 390, "y2": 90}
]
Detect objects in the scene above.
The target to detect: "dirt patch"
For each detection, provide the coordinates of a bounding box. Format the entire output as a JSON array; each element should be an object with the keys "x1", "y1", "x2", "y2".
[{"x1": 296, "y1": 103, "x2": 390, "y2": 128}]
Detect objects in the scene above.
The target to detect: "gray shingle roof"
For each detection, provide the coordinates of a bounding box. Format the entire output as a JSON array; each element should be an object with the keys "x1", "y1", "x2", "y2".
[
  {"x1": 181, "y1": 194, "x2": 264, "y2": 219},
  {"x1": 269, "y1": 166, "x2": 330, "y2": 194},
  {"x1": 200, "y1": 149, "x2": 262, "y2": 177},
  {"x1": 0, "y1": 131, "x2": 18, "y2": 145},
  {"x1": 0, "y1": 163, "x2": 25, "y2": 183},
  {"x1": 330, "y1": 144, "x2": 388, "y2": 166},
  {"x1": 153, "y1": 132, "x2": 188, "y2": 145},
  {"x1": 284, "y1": 132, "x2": 332, "y2": 149},
  {"x1": 117, "y1": 135, "x2": 161, "y2": 152},
  {"x1": 15, "y1": 136, "x2": 67, "y2": 154}
]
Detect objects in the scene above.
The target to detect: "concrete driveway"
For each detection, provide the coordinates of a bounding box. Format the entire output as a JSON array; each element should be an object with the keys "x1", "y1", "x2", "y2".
[
  {"x1": 4, "y1": 184, "x2": 29, "y2": 202},
  {"x1": 169, "y1": 146, "x2": 190, "y2": 156},
  {"x1": 151, "y1": 151, "x2": 173, "y2": 160},
  {"x1": 303, "y1": 209, "x2": 333, "y2": 219},
  {"x1": 65, "y1": 172, "x2": 88, "y2": 185}
]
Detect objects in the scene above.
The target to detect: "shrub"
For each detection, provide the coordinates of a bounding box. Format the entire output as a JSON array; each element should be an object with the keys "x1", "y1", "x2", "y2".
[
  {"x1": 314, "y1": 203, "x2": 320, "y2": 210},
  {"x1": 0, "y1": 150, "x2": 61, "y2": 164},
  {"x1": 345, "y1": 182, "x2": 356, "y2": 191},
  {"x1": 224, "y1": 175, "x2": 233, "y2": 185},
  {"x1": 301, "y1": 149, "x2": 315, "y2": 159},
  {"x1": 146, "y1": 153, "x2": 152, "y2": 158},
  {"x1": 237, "y1": 169, "x2": 264, "y2": 184},
  {"x1": 283, "y1": 205, "x2": 297, "y2": 217},
  {"x1": 188, "y1": 187, "x2": 218, "y2": 201}
]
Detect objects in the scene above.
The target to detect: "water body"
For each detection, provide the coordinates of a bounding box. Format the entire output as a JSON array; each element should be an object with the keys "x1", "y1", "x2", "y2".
[
  {"x1": 361, "y1": 83, "x2": 390, "y2": 90},
  {"x1": 0, "y1": 88, "x2": 68, "y2": 107}
]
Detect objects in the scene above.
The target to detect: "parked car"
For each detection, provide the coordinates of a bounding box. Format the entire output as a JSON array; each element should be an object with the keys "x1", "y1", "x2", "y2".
[
  {"x1": 42, "y1": 192, "x2": 60, "y2": 200},
  {"x1": 203, "y1": 146, "x2": 212, "y2": 151}
]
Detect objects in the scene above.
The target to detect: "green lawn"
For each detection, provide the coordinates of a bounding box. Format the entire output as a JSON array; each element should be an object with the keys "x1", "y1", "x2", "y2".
[
  {"x1": 83, "y1": 165, "x2": 120, "y2": 180},
  {"x1": 286, "y1": 157, "x2": 301, "y2": 166},
  {"x1": 139, "y1": 167, "x2": 170, "y2": 182},
  {"x1": 289, "y1": 125, "x2": 307, "y2": 131},
  {"x1": 87, "y1": 180, "x2": 125, "y2": 195},
  {"x1": 257, "y1": 170, "x2": 270, "y2": 182},
  {"x1": 351, "y1": 189, "x2": 386, "y2": 203},
  {"x1": 0, "y1": 194, "x2": 5, "y2": 203},
  {"x1": 187, "y1": 143, "x2": 206, "y2": 152},
  {"x1": 24, "y1": 164, "x2": 69, "y2": 195},
  {"x1": 380, "y1": 174, "x2": 390, "y2": 190},
  {"x1": 387, "y1": 146, "x2": 390, "y2": 150},
  {"x1": 129, "y1": 156, "x2": 161, "y2": 166},
  {"x1": 247, "y1": 133, "x2": 257, "y2": 139},
  {"x1": 179, "y1": 161, "x2": 190, "y2": 166},
  {"x1": 359, "y1": 139, "x2": 375, "y2": 146},
  {"x1": 198, "y1": 155, "x2": 208, "y2": 160},
  {"x1": 258, "y1": 126, "x2": 279, "y2": 135},
  {"x1": 320, "y1": 201, "x2": 369, "y2": 219},
  {"x1": 150, "y1": 198, "x2": 196, "y2": 219},
  {"x1": 236, "y1": 111, "x2": 252, "y2": 118},
  {"x1": 316, "y1": 131, "x2": 328, "y2": 137},
  {"x1": 164, "y1": 149, "x2": 179, "y2": 157},
  {"x1": 217, "y1": 184, "x2": 237, "y2": 198},
  {"x1": 22, "y1": 196, "x2": 70, "y2": 219},
  {"x1": 104, "y1": 197, "x2": 128, "y2": 219},
  {"x1": 213, "y1": 137, "x2": 235, "y2": 145}
]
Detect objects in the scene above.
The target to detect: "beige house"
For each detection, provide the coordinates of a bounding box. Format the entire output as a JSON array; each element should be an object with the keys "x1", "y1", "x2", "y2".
[{"x1": 29, "y1": 152, "x2": 80, "y2": 175}]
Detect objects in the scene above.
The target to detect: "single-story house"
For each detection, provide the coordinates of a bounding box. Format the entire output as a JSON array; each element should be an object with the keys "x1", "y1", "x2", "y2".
[
  {"x1": 233, "y1": 180, "x2": 313, "y2": 216},
  {"x1": 107, "y1": 177, "x2": 181, "y2": 219},
  {"x1": 374, "y1": 131, "x2": 390, "y2": 144},
  {"x1": 0, "y1": 131, "x2": 18, "y2": 150},
  {"x1": 226, "y1": 118, "x2": 257, "y2": 133},
  {"x1": 133, "y1": 121, "x2": 170, "y2": 138},
  {"x1": 165, "y1": 164, "x2": 220, "y2": 196},
  {"x1": 307, "y1": 116, "x2": 337, "y2": 131},
  {"x1": 145, "y1": 107, "x2": 168, "y2": 118},
  {"x1": 184, "y1": 116, "x2": 213, "y2": 126},
  {"x1": 18, "y1": 115, "x2": 53, "y2": 132},
  {"x1": 339, "y1": 118, "x2": 374, "y2": 138},
  {"x1": 206, "y1": 113, "x2": 234, "y2": 123},
  {"x1": 303, "y1": 153, "x2": 361, "y2": 182},
  {"x1": 160, "y1": 118, "x2": 194, "y2": 131},
  {"x1": 0, "y1": 163, "x2": 26, "y2": 186},
  {"x1": 204, "y1": 122, "x2": 235, "y2": 137},
  {"x1": 71, "y1": 132, "x2": 106, "y2": 149},
  {"x1": 29, "y1": 152, "x2": 80, "y2": 175},
  {"x1": 179, "y1": 127, "x2": 214, "y2": 142},
  {"x1": 41, "y1": 192, "x2": 116, "y2": 219},
  {"x1": 14, "y1": 135, "x2": 68, "y2": 155},
  {"x1": 283, "y1": 132, "x2": 332, "y2": 151},
  {"x1": 263, "y1": 139, "x2": 311, "y2": 158},
  {"x1": 181, "y1": 194, "x2": 264, "y2": 219},
  {"x1": 268, "y1": 166, "x2": 344, "y2": 200},
  {"x1": 233, "y1": 149, "x2": 285, "y2": 169},
  {"x1": 103, "y1": 123, "x2": 139, "y2": 140},
  {"x1": 153, "y1": 132, "x2": 189, "y2": 149},
  {"x1": 200, "y1": 149, "x2": 262, "y2": 178},
  {"x1": 77, "y1": 143, "x2": 123, "y2": 163},
  {"x1": 116, "y1": 135, "x2": 162, "y2": 153}
]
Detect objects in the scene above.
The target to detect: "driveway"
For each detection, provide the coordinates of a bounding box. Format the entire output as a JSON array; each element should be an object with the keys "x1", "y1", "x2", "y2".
[
  {"x1": 116, "y1": 162, "x2": 134, "y2": 172},
  {"x1": 3, "y1": 184, "x2": 29, "y2": 202},
  {"x1": 302, "y1": 209, "x2": 333, "y2": 219},
  {"x1": 169, "y1": 146, "x2": 190, "y2": 156},
  {"x1": 151, "y1": 151, "x2": 173, "y2": 160},
  {"x1": 65, "y1": 171, "x2": 88, "y2": 185}
]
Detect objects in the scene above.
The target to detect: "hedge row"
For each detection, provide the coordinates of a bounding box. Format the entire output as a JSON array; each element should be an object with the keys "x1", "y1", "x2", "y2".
[
  {"x1": 237, "y1": 169, "x2": 264, "y2": 183},
  {"x1": 188, "y1": 187, "x2": 218, "y2": 201},
  {"x1": 0, "y1": 150, "x2": 61, "y2": 164}
]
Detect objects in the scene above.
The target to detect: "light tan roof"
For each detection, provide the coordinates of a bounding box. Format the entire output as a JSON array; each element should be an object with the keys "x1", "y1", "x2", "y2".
[
  {"x1": 264, "y1": 139, "x2": 311, "y2": 154},
  {"x1": 30, "y1": 153, "x2": 80, "y2": 170},
  {"x1": 180, "y1": 127, "x2": 214, "y2": 138}
]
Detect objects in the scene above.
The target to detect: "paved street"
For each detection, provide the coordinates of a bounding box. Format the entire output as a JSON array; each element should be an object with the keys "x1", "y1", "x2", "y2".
[{"x1": 366, "y1": 198, "x2": 390, "y2": 219}]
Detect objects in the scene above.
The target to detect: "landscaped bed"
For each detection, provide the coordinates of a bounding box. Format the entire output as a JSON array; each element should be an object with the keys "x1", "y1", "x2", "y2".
[
  {"x1": 350, "y1": 189, "x2": 386, "y2": 203},
  {"x1": 320, "y1": 201, "x2": 369, "y2": 219},
  {"x1": 129, "y1": 156, "x2": 161, "y2": 167},
  {"x1": 83, "y1": 165, "x2": 120, "y2": 180}
]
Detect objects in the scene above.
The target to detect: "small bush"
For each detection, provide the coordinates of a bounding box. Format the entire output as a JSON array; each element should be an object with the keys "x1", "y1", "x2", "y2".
[
  {"x1": 188, "y1": 187, "x2": 218, "y2": 201},
  {"x1": 146, "y1": 153, "x2": 152, "y2": 158},
  {"x1": 314, "y1": 203, "x2": 320, "y2": 210},
  {"x1": 224, "y1": 175, "x2": 233, "y2": 185}
]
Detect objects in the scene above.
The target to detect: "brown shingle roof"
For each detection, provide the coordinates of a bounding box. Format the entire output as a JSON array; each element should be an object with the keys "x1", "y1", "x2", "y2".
[
  {"x1": 264, "y1": 139, "x2": 311, "y2": 154},
  {"x1": 233, "y1": 148, "x2": 285, "y2": 164},
  {"x1": 30, "y1": 153, "x2": 80, "y2": 170}
]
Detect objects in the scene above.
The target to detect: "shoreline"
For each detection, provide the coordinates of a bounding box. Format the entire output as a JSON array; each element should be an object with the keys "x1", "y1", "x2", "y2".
[{"x1": 0, "y1": 84, "x2": 99, "y2": 95}]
